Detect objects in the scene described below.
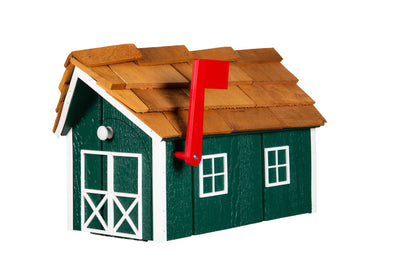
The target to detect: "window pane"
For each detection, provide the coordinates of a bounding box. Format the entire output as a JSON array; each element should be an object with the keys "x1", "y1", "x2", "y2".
[
  {"x1": 202, "y1": 158, "x2": 212, "y2": 176},
  {"x1": 278, "y1": 149, "x2": 286, "y2": 164},
  {"x1": 214, "y1": 156, "x2": 225, "y2": 174},
  {"x1": 268, "y1": 151, "x2": 276, "y2": 166},
  {"x1": 202, "y1": 177, "x2": 213, "y2": 194},
  {"x1": 268, "y1": 168, "x2": 277, "y2": 184},
  {"x1": 114, "y1": 156, "x2": 138, "y2": 194},
  {"x1": 214, "y1": 175, "x2": 225, "y2": 192},
  {"x1": 84, "y1": 154, "x2": 107, "y2": 190},
  {"x1": 278, "y1": 166, "x2": 287, "y2": 182}
]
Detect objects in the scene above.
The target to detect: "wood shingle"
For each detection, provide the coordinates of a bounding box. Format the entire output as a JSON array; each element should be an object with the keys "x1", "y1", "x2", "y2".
[{"x1": 54, "y1": 43, "x2": 326, "y2": 137}]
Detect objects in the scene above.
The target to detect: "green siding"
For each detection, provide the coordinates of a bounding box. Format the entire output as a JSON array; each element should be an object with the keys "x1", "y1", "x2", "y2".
[
  {"x1": 101, "y1": 99, "x2": 153, "y2": 240},
  {"x1": 72, "y1": 84, "x2": 102, "y2": 231},
  {"x1": 63, "y1": 79, "x2": 98, "y2": 136},
  {"x1": 166, "y1": 129, "x2": 312, "y2": 240},
  {"x1": 166, "y1": 140, "x2": 193, "y2": 240},
  {"x1": 263, "y1": 129, "x2": 312, "y2": 220},
  {"x1": 71, "y1": 80, "x2": 152, "y2": 240},
  {"x1": 193, "y1": 134, "x2": 264, "y2": 235},
  {"x1": 165, "y1": 133, "x2": 265, "y2": 239}
]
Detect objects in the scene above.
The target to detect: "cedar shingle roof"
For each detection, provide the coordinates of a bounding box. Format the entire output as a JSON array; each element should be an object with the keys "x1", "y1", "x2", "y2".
[{"x1": 54, "y1": 44, "x2": 325, "y2": 138}]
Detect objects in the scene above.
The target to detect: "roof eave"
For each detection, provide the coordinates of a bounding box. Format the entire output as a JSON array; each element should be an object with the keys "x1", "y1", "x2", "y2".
[{"x1": 54, "y1": 67, "x2": 163, "y2": 141}]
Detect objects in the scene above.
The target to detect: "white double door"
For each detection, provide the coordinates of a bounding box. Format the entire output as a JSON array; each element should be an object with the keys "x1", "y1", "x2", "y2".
[{"x1": 80, "y1": 150, "x2": 142, "y2": 239}]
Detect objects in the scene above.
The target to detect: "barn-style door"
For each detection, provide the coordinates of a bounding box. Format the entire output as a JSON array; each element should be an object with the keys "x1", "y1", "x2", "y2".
[{"x1": 81, "y1": 150, "x2": 142, "y2": 239}]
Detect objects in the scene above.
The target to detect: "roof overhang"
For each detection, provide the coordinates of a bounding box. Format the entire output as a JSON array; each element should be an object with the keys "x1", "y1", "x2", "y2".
[{"x1": 54, "y1": 67, "x2": 163, "y2": 142}]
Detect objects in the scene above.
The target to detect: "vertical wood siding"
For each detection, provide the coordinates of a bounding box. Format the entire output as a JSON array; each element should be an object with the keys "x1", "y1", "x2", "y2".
[
  {"x1": 263, "y1": 129, "x2": 312, "y2": 220},
  {"x1": 166, "y1": 128, "x2": 312, "y2": 240}
]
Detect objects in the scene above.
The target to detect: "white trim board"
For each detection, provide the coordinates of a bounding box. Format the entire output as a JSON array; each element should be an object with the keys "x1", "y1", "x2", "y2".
[
  {"x1": 55, "y1": 69, "x2": 79, "y2": 137},
  {"x1": 67, "y1": 129, "x2": 73, "y2": 230},
  {"x1": 311, "y1": 128, "x2": 317, "y2": 213},
  {"x1": 152, "y1": 139, "x2": 167, "y2": 242}
]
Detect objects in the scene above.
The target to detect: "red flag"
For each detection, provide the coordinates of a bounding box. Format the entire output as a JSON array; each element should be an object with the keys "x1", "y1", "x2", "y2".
[{"x1": 175, "y1": 59, "x2": 230, "y2": 166}]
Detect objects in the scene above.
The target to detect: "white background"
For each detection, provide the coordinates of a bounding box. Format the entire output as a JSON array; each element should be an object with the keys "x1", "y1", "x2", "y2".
[{"x1": 1, "y1": 0, "x2": 399, "y2": 266}]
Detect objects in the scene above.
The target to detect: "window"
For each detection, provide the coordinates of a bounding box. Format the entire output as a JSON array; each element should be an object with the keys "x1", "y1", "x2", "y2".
[
  {"x1": 265, "y1": 146, "x2": 290, "y2": 187},
  {"x1": 199, "y1": 153, "x2": 228, "y2": 198}
]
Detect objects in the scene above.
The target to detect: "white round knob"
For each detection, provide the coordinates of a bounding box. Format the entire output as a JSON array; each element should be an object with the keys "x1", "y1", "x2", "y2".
[{"x1": 97, "y1": 126, "x2": 113, "y2": 141}]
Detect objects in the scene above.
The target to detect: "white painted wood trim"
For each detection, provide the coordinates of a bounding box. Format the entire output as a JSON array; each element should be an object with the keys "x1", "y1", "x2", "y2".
[
  {"x1": 199, "y1": 153, "x2": 228, "y2": 198},
  {"x1": 152, "y1": 139, "x2": 167, "y2": 242},
  {"x1": 80, "y1": 150, "x2": 143, "y2": 239},
  {"x1": 67, "y1": 129, "x2": 73, "y2": 230},
  {"x1": 55, "y1": 69, "x2": 79, "y2": 137},
  {"x1": 55, "y1": 67, "x2": 162, "y2": 142},
  {"x1": 264, "y1": 146, "x2": 290, "y2": 187},
  {"x1": 311, "y1": 128, "x2": 317, "y2": 213}
]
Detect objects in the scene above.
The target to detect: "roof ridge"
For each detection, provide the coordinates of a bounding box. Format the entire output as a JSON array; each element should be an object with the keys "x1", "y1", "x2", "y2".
[
  {"x1": 190, "y1": 47, "x2": 241, "y2": 61},
  {"x1": 236, "y1": 48, "x2": 283, "y2": 63},
  {"x1": 136, "y1": 45, "x2": 192, "y2": 66}
]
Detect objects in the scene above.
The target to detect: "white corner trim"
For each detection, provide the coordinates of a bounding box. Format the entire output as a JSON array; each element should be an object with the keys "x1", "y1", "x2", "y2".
[
  {"x1": 67, "y1": 129, "x2": 73, "y2": 230},
  {"x1": 55, "y1": 67, "x2": 162, "y2": 142},
  {"x1": 311, "y1": 128, "x2": 317, "y2": 213},
  {"x1": 152, "y1": 139, "x2": 167, "y2": 242}
]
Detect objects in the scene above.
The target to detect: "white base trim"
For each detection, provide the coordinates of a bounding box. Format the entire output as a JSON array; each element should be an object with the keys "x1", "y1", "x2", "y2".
[
  {"x1": 311, "y1": 128, "x2": 317, "y2": 213},
  {"x1": 67, "y1": 129, "x2": 73, "y2": 230},
  {"x1": 152, "y1": 139, "x2": 167, "y2": 242}
]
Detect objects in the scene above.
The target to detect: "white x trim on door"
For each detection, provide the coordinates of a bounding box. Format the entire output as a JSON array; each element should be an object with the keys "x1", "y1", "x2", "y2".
[{"x1": 81, "y1": 150, "x2": 142, "y2": 239}]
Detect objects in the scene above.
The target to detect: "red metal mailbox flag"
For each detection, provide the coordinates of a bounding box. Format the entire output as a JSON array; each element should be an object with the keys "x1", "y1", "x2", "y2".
[{"x1": 175, "y1": 59, "x2": 230, "y2": 166}]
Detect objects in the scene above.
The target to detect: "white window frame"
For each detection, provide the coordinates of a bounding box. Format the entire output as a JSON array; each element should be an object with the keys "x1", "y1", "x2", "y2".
[
  {"x1": 199, "y1": 153, "x2": 228, "y2": 198},
  {"x1": 264, "y1": 146, "x2": 290, "y2": 187}
]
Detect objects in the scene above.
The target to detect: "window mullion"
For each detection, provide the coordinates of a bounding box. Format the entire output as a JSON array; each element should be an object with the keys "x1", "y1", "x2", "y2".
[
  {"x1": 211, "y1": 157, "x2": 215, "y2": 193},
  {"x1": 107, "y1": 153, "x2": 114, "y2": 233}
]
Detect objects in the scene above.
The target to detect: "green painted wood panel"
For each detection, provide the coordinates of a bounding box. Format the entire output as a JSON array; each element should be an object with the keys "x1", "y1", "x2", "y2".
[
  {"x1": 72, "y1": 80, "x2": 152, "y2": 240},
  {"x1": 166, "y1": 129, "x2": 312, "y2": 240},
  {"x1": 193, "y1": 134, "x2": 264, "y2": 235},
  {"x1": 262, "y1": 128, "x2": 312, "y2": 220},
  {"x1": 72, "y1": 80, "x2": 102, "y2": 231},
  {"x1": 63, "y1": 79, "x2": 98, "y2": 136},
  {"x1": 101, "y1": 99, "x2": 153, "y2": 240},
  {"x1": 165, "y1": 140, "x2": 194, "y2": 240}
]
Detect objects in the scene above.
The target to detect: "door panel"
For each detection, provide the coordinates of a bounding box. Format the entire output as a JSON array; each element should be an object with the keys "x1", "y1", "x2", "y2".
[
  {"x1": 83, "y1": 153, "x2": 108, "y2": 191},
  {"x1": 81, "y1": 150, "x2": 143, "y2": 239},
  {"x1": 114, "y1": 156, "x2": 138, "y2": 194}
]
